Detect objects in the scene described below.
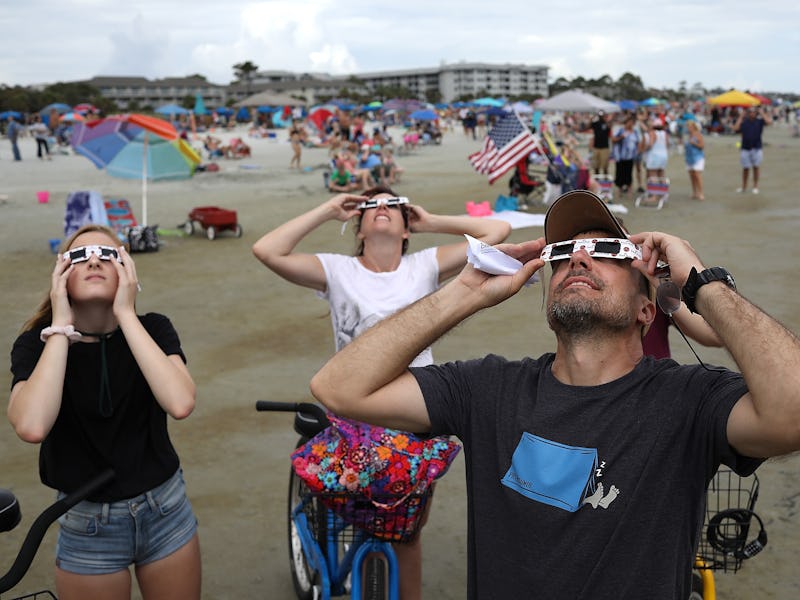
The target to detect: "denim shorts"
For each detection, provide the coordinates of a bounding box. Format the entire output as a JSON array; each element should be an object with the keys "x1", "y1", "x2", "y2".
[
  {"x1": 740, "y1": 148, "x2": 763, "y2": 168},
  {"x1": 55, "y1": 469, "x2": 198, "y2": 575}
]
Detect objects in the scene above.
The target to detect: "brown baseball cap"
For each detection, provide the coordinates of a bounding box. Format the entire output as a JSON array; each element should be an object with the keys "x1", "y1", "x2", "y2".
[{"x1": 544, "y1": 190, "x2": 627, "y2": 243}]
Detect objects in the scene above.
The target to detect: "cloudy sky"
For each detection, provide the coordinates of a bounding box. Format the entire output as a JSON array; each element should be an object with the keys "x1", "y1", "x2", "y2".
[{"x1": 3, "y1": 0, "x2": 798, "y2": 95}]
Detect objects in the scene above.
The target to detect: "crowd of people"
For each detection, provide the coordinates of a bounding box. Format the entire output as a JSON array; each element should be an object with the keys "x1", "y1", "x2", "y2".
[
  {"x1": 3, "y1": 109, "x2": 87, "y2": 162},
  {"x1": 512, "y1": 99, "x2": 781, "y2": 208},
  {"x1": 6, "y1": 95, "x2": 800, "y2": 600}
]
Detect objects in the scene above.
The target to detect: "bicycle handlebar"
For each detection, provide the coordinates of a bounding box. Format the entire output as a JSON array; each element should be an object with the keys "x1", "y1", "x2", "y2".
[
  {"x1": 255, "y1": 401, "x2": 330, "y2": 438},
  {"x1": 0, "y1": 468, "x2": 115, "y2": 594}
]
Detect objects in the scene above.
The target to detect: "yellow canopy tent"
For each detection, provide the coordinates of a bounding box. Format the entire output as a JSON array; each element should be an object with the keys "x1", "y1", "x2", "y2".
[{"x1": 707, "y1": 90, "x2": 760, "y2": 107}]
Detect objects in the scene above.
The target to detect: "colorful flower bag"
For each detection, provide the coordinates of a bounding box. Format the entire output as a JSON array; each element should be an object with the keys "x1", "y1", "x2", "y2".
[{"x1": 291, "y1": 415, "x2": 461, "y2": 541}]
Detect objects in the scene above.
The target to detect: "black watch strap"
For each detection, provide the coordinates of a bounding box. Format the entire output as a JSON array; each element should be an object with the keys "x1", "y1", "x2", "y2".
[{"x1": 682, "y1": 267, "x2": 737, "y2": 314}]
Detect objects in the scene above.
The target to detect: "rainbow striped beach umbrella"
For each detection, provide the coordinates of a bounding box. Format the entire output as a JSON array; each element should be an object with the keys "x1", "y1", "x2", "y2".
[{"x1": 70, "y1": 114, "x2": 201, "y2": 225}]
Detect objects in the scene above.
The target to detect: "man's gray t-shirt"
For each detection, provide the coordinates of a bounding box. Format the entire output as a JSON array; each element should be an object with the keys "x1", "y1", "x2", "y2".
[{"x1": 412, "y1": 353, "x2": 758, "y2": 599}]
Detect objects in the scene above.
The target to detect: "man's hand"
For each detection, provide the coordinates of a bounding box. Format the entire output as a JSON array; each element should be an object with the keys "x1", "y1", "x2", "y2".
[
  {"x1": 628, "y1": 231, "x2": 705, "y2": 287},
  {"x1": 455, "y1": 238, "x2": 546, "y2": 309}
]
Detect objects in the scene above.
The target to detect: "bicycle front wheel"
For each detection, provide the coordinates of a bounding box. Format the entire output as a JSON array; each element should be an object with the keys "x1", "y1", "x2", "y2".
[
  {"x1": 360, "y1": 552, "x2": 389, "y2": 600},
  {"x1": 288, "y1": 461, "x2": 321, "y2": 599}
]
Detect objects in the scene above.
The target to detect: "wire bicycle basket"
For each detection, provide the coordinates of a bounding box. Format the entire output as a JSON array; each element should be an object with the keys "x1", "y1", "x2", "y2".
[
  {"x1": 697, "y1": 467, "x2": 767, "y2": 573},
  {"x1": 302, "y1": 488, "x2": 434, "y2": 544}
]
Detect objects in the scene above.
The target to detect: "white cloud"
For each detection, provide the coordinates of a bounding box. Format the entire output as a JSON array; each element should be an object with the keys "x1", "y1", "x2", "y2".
[
  {"x1": 1, "y1": 0, "x2": 798, "y2": 94},
  {"x1": 309, "y1": 44, "x2": 358, "y2": 74}
]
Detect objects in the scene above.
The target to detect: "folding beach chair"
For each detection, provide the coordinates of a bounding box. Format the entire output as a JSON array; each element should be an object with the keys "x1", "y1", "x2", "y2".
[
  {"x1": 635, "y1": 177, "x2": 670, "y2": 210},
  {"x1": 104, "y1": 198, "x2": 138, "y2": 239},
  {"x1": 508, "y1": 159, "x2": 544, "y2": 208}
]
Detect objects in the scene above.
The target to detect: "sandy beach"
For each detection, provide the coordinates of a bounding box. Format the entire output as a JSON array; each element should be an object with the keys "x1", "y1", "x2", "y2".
[{"x1": 2, "y1": 119, "x2": 800, "y2": 598}]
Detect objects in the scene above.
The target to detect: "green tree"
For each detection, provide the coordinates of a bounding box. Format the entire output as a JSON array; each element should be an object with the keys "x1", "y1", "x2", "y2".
[
  {"x1": 374, "y1": 85, "x2": 414, "y2": 100},
  {"x1": 233, "y1": 61, "x2": 259, "y2": 94},
  {"x1": 0, "y1": 85, "x2": 34, "y2": 112},
  {"x1": 689, "y1": 82, "x2": 706, "y2": 99},
  {"x1": 616, "y1": 72, "x2": 646, "y2": 100},
  {"x1": 424, "y1": 88, "x2": 442, "y2": 104},
  {"x1": 549, "y1": 77, "x2": 571, "y2": 95},
  {"x1": 46, "y1": 82, "x2": 102, "y2": 107}
]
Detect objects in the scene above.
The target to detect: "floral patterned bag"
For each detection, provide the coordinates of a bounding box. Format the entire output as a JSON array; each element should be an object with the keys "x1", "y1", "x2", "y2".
[{"x1": 291, "y1": 415, "x2": 461, "y2": 541}]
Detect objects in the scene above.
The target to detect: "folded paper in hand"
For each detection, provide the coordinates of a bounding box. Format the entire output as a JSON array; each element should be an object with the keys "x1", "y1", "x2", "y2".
[{"x1": 464, "y1": 235, "x2": 538, "y2": 284}]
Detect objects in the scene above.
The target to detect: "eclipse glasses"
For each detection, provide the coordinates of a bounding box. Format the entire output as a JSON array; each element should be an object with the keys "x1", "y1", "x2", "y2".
[
  {"x1": 67, "y1": 245, "x2": 122, "y2": 265},
  {"x1": 540, "y1": 238, "x2": 642, "y2": 263},
  {"x1": 356, "y1": 196, "x2": 409, "y2": 210}
]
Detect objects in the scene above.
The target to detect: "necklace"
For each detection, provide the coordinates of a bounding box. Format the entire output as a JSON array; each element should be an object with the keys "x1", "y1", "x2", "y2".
[{"x1": 77, "y1": 328, "x2": 119, "y2": 418}]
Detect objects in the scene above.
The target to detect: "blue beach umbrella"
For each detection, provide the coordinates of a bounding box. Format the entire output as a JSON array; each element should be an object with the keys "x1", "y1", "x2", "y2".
[
  {"x1": 0, "y1": 110, "x2": 22, "y2": 120},
  {"x1": 235, "y1": 107, "x2": 251, "y2": 122},
  {"x1": 155, "y1": 103, "x2": 190, "y2": 116},
  {"x1": 193, "y1": 94, "x2": 208, "y2": 115},
  {"x1": 409, "y1": 109, "x2": 438, "y2": 121},
  {"x1": 485, "y1": 106, "x2": 510, "y2": 117},
  {"x1": 617, "y1": 99, "x2": 639, "y2": 111},
  {"x1": 473, "y1": 97, "x2": 505, "y2": 107},
  {"x1": 39, "y1": 102, "x2": 72, "y2": 114}
]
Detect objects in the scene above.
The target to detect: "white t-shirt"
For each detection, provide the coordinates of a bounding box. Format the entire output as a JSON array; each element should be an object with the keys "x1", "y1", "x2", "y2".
[{"x1": 316, "y1": 247, "x2": 439, "y2": 367}]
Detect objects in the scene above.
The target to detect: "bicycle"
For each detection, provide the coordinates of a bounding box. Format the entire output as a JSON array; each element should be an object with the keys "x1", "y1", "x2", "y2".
[
  {"x1": 690, "y1": 467, "x2": 767, "y2": 600},
  {"x1": 0, "y1": 469, "x2": 115, "y2": 600},
  {"x1": 256, "y1": 400, "x2": 435, "y2": 600}
]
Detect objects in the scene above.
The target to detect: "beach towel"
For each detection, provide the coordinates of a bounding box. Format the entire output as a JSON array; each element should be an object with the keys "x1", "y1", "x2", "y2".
[
  {"x1": 104, "y1": 198, "x2": 138, "y2": 240},
  {"x1": 64, "y1": 190, "x2": 108, "y2": 238}
]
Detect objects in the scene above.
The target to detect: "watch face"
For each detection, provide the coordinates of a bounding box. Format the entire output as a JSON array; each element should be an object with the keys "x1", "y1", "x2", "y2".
[{"x1": 702, "y1": 268, "x2": 736, "y2": 291}]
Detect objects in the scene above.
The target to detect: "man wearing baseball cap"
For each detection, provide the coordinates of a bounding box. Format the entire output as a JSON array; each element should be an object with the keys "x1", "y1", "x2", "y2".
[{"x1": 310, "y1": 189, "x2": 800, "y2": 598}]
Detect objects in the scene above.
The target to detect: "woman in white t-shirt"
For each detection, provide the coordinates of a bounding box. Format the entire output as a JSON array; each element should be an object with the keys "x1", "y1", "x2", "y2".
[{"x1": 253, "y1": 186, "x2": 510, "y2": 600}]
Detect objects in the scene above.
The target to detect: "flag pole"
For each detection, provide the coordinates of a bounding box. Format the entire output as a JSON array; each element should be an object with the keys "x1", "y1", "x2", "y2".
[{"x1": 142, "y1": 132, "x2": 148, "y2": 226}]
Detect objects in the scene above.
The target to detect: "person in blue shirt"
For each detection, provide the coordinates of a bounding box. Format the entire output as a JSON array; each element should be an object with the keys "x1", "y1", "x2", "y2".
[
  {"x1": 684, "y1": 119, "x2": 705, "y2": 200},
  {"x1": 734, "y1": 106, "x2": 772, "y2": 194},
  {"x1": 6, "y1": 115, "x2": 23, "y2": 161},
  {"x1": 611, "y1": 115, "x2": 641, "y2": 197},
  {"x1": 357, "y1": 144, "x2": 382, "y2": 186}
]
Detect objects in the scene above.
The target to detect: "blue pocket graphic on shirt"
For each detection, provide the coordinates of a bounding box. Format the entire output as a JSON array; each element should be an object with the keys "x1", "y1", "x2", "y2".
[{"x1": 501, "y1": 433, "x2": 598, "y2": 512}]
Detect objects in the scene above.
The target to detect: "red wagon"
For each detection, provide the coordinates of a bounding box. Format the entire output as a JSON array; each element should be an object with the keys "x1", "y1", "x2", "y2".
[{"x1": 182, "y1": 206, "x2": 243, "y2": 240}]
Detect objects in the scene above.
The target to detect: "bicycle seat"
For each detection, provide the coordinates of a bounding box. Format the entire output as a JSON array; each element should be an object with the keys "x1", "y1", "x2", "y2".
[{"x1": 0, "y1": 489, "x2": 21, "y2": 533}]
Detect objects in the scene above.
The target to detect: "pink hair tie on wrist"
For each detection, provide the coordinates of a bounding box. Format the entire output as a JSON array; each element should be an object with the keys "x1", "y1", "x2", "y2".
[{"x1": 40, "y1": 325, "x2": 83, "y2": 343}]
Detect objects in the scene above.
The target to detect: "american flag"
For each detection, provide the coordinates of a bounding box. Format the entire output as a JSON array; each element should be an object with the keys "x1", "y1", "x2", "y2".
[{"x1": 469, "y1": 112, "x2": 541, "y2": 184}]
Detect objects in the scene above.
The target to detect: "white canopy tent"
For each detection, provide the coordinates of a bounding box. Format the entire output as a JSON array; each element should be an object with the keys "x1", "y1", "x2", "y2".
[
  {"x1": 233, "y1": 91, "x2": 306, "y2": 107},
  {"x1": 536, "y1": 90, "x2": 620, "y2": 113}
]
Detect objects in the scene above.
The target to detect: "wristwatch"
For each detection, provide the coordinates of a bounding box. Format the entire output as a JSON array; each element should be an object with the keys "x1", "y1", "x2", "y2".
[{"x1": 682, "y1": 267, "x2": 736, "y2": 314}]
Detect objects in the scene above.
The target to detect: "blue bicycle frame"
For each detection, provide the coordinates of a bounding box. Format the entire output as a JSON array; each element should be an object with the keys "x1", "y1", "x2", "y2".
[{"x1": 292, "y1": 493, "x2": 401, "y2": 600}]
